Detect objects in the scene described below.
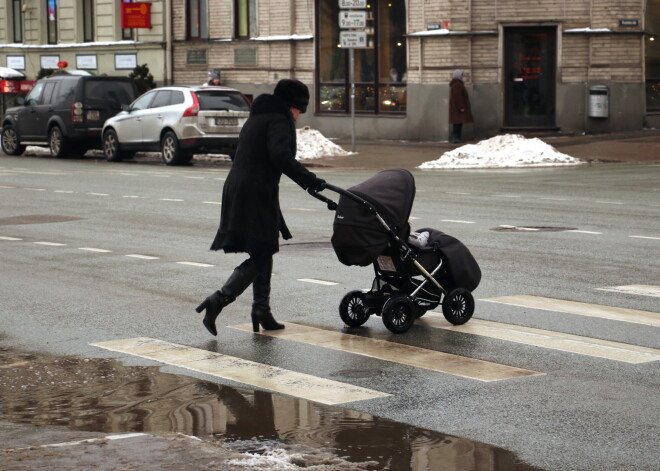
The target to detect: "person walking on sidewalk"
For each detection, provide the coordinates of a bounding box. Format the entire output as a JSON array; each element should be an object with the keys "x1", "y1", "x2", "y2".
[
  {"x1": 448, "y1": 69, "x2": 473, "y2": 143},
  {"x1": 196, "y1": 79, "x2": 327, "y2": 336}
]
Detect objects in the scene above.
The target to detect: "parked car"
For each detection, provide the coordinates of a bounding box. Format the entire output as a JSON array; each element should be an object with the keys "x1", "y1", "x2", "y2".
[
  {"x1": 102, "y1": 85, "x2": 251, "y2": 165},
  {"x1": 1, "y1": 73, "x2": 138, "y2": 158}
]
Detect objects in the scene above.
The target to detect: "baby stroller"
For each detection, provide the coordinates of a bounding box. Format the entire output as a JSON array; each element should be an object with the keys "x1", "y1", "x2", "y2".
[{"x1": 309, "y1": 169, "x2": 481, "y2": 334}]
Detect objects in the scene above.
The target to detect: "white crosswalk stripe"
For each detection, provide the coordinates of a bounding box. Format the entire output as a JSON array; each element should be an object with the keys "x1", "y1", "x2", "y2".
[{"x1": 596, "y1": 285, "x2": 660, "y2": 298}]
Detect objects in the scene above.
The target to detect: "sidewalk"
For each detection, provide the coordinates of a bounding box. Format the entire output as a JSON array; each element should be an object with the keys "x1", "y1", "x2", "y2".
[{"x1": 316, "y1": 129, "x2": 660, "y2": 170}]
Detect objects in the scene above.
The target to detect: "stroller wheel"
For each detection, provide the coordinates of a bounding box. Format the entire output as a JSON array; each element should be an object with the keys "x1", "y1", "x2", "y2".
[
  {"x1": 382, "y1": 294, "x2": 416, "y2": 334},
  {"x1": 442, "y1": 288, "x2": 475, "y2": 325},
  {"x1": 339, "y1": 291, "x2": 370, "y2": 327}
]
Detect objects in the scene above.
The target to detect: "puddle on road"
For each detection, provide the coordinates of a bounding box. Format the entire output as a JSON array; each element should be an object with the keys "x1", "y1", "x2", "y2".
[{"x1": 0, "y1": 346, "x2": 541, "y2": 471}]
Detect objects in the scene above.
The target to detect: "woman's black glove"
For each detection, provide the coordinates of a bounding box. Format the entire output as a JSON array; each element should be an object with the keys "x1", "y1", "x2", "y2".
[{"x1": 309, "y1": 177, "x2": 327, "y2": 192}]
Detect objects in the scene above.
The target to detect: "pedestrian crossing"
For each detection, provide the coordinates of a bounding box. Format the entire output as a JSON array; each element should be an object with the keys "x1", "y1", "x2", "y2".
[{"x1": 91, "y1": 287, "x2": 659, "y2": 407}]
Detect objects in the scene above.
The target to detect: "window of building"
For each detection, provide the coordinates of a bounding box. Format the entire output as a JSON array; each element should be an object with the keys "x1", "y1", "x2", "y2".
[
  {"x1": 122, "y1": 0, "x2": 133, "y2": 40},
  {"x1": 187, "y1": 0, "x2": 209, "y2": 39},
  {"x1": 46, "y1": 0, "x2": 58, "y2": 44},
  {"x1": 12, "y1": 0, "x2": 23, "y2": 42},
  {"x1": 82, "y1": 0, "x2": 94, "y2": 42},
  {"x1": 317, "y1": 0, "x2": 407, "y2": 114},
  {"x1": 235, "y1": 0, "x2": 257, "y2": 39}
]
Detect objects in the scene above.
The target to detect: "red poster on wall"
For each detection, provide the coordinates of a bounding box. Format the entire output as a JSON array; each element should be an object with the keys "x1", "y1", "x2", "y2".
[{"x1": 121, "y1": 2, "x2": 152, "y2": 29}]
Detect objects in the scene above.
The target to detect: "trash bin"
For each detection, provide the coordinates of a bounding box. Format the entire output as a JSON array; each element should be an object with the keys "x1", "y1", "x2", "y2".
[{"x1": 588, "y1": 85, "x2": 608, "y2": 118}]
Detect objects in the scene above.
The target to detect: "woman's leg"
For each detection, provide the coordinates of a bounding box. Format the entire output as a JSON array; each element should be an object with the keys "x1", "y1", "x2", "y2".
[
  {"x1": 251, "y1": 255, "x2": 284, "y2": 332},
  {"x1": 196, "y1": 257, "x2": 260, "y2": 336}
]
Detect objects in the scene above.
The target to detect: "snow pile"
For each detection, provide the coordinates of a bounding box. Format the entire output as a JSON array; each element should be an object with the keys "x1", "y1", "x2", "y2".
[
  {"x1": 296, "y1": 126, "x2": 351, "y2": 160},
  {"x1": 418, "y1": 134, "x2": 584, "y2": 169}
]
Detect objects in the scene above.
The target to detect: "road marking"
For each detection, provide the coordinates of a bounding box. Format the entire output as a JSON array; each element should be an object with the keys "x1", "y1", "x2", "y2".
[
  {"x1": 87, "y1": 192, "x2": 109, "y2": 196},
  {"x1": 441, "y1": 219, "x2": 475, "y2": 224},
  {"x1": 419, "y1": 313, "x2": 660, "y2": 364},
  {"x1": 482, "y1": 295, "x2": 660, "y2": 327},
  {"x1": 597, "y1": 285, "x2": 660, "y2": 298},
  {"x1": 297, "y1": 278, "x2": 339, "y2": 286},
  {"x1": 539, "y1": 197, "x2": 568, "y2": 201},
  {"x1": 202, "y1": 201, "x2": 221, "y2": 205},
  {"x1": 289, "y1": 207, "x2": 316, "y2": 211},
  {"x1": 176, "y1": 261, "x2": 215, "y2": 267},
  {"x1": 446, "y1": 191, "x2": 471, "y2": 195},
  {"x1": 125, "y1": 254, "x2": 160, "y2": 260},
  {"x1": 91, "y1": 337, "x2": 388, "y2": 405},
  {"x1": 34, "y1": 241, "x2": 66, "y2": 246},
  {"x1": 0, "y1": 185, "x2": 16, "y2": 188},
  {"x1": 79, "y1": 247, "x2": 112, "y2": 253},
  {"x1": 595, "y1": 200, "x2": 624, "y2": 205},
  {"x1": 499, "y1": 225, "x2": 540, "y2": 231},
  {"x1": 0, "y1": 236, "x2": 22, "y2": 241},
  {"x1": 53, "y1": 190, "x2": 74, "y2": 193},
  {"x1": 630, "y1": 235, "x2": 660, "y2": 240},
  {"x1": 160, "y1": 198, "x2": 184, "y2": 202},
  {"x1": 184, "y1": 176, "x2": 204, "y2": 179},
  {"x1": 24, "y1": 187, "x2": 46, "y2": 191},
  {"x1": 566, "y1": 230, "x2": 602, "y2": 235},
  {"x1": 122, "y1": 195, "x2": 141, "y2": 198},
  {"x1": 230, "y1": 323, "x2": 541, "y2": 382}
]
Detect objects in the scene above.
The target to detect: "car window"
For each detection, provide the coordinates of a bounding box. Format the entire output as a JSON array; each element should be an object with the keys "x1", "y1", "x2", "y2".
[
  {"x1": 131, "y1": 91, "x2": 156, "y2": 111},
  {"x1": 196, "y1": 91, "x2": 250, "y2": 111},
  {"x1": 42, "y1": 82, "x2": 58, "y2": 105},
  {"x1": 54, "y1": 79, "x2": 77, "y2": 105},
  {"x1": 84, "y1": 80, "x2": 136, "y2": 108},
  {"x1": 150, "y1": 90, "x2": 172, "y2": 108},
  {"x1": 25, "y1": 82, "x2": 45, "y2": 105},
  {"x1": 171, "y1": 90, "x2": 185, "y2": 106}
]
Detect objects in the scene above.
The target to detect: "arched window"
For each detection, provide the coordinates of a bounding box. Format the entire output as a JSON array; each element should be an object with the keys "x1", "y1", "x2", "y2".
[{"x1": 317, "y1": 0, "x2": 407, "y2": 114}]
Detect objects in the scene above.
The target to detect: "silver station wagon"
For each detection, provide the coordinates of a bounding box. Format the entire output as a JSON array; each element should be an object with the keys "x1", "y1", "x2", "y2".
[{"x1": 102, "y1": 85, "x2": 251, "y2": 165}]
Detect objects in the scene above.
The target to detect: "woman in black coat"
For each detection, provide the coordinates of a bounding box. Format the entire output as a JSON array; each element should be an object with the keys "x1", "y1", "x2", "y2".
[{"x1": 196, "y1": 79, "x2": 326, "y2": 336}]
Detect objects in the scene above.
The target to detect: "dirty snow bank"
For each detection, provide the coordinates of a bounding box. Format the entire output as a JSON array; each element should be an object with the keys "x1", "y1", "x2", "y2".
[
  {"x1": 418, "y1": 134, "x2": 585, "y2": 169},
  {"x1": 296, "y1": 126, "x2": 351, "y2": 160}
]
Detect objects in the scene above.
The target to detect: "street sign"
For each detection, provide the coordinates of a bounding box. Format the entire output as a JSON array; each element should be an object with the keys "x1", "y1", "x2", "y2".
[
  {"x1": 339, "y1": 10, "x2": 367, "y2": 28},
  {"x1": 340, "y1": 31, "x2": 367, "y2": 48},
  {"x1": 339, "y1": 0, "x2": 367, "y2": 8}
]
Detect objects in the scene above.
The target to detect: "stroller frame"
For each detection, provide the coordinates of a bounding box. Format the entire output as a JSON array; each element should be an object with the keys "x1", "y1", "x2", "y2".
[{"x1": 310, "y1": 182, "x2": 475, "y2": 333}]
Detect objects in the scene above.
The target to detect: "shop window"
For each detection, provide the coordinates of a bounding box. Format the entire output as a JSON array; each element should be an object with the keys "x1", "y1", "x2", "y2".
[
  {"x1": 46, "y1": 0, "x2": 57, "y2": 44},
  {"x1": 82, "y1": 0, "x2": 94, "y2": 42},
  {"x1": 12, "y1": 0, "x2": 23, "y2": 43},
  {"x1": 235, "y1": 0, "x2": 257, "y2": 39},
  {"x1": 187, "y1": 0, "x2": 209, "y2": 39},
  {"x1": 317, "y1": 0, "x2": 407, "y2": 114}
]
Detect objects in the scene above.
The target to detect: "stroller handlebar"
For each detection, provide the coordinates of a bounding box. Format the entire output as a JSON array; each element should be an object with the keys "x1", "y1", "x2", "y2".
[{"x1": 308, "y1": 183, "x2": 377, "y2": 213}]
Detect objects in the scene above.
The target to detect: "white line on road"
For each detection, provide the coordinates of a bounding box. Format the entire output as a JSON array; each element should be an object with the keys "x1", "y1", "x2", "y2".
[
  {"x1": 539, "y1": 197, "x2": 568, "y2": 201},
  {"x1": 445, "y1": 191, "x2": 471, "y2": 195},
  {"x1": 91, "y1": 337, "x2": 389, "y2": 405},
  {"x1": 86, "y1": 193, "x2": 109, "y2": 196},
  {"x1": 566, "y1": 230, "x2": 602, "y2": 235},
  {"x1": 419, "y1": 313, "x2": 660, "y2": 364},
  {"x1": 297, "y1": 278, "x2": 339, "y2": 286},
  {"x1": 597, "y1": 285, "x2": 660, "y2": 298},
  {"x1": 34, "y1": 242, "x2": 66, "y2": 246},
  {"x1": 629, "y1": 235, "x2": 660, "y2": 240},
  {"x1": 79, "y1": 247, "x2": 113, "y2": 253},
  {"x1": 202, "y1": 201, "x2": 221, "y2": 205},
  {"x1": 595, "y1": 200, "x2": 624, "y2": 205},
  {"x1": 482, "y1": 295, "x2": 660, "y2": 327},
  {"x1": 0, "y1": 236, "x2": 22, "y2": 241},
  {"x1": 176, "y1": 261, "x2": 215, "y2": 267},
  {"x1": 160, "y1": 198, "x2": 185, "y2": 202},
  {"x1": 24, "y1": 188, "x2": 46, "y2": 191},
  {"x1": 441, "y1": 219, "x2": 475, "y2": 224},
  {"x1": 125, "y1": 254, "x2": 160, "y2": 260},
  {"x1": 53, "y1": 190, "x2": 74, "y2": 193}
]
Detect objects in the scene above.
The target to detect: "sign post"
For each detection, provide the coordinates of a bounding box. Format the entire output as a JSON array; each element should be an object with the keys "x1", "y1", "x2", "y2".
[{"x1": 338, "y1": 0, "x2": 367, "y2": 152}]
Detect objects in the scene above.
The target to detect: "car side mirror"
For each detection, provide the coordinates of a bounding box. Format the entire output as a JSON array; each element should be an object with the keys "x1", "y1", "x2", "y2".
[
  {"x1": 17, "y1": 97, "x2": 26, "y2": 105},
  {"x1": 121, "y1": 104, "x2": 131, "y2": 112}
]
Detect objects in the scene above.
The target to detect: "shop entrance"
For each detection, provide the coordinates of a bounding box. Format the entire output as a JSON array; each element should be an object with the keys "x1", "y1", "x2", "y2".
[{"x1": 504, "y1": 27, "x2": 557, "y2": 128}]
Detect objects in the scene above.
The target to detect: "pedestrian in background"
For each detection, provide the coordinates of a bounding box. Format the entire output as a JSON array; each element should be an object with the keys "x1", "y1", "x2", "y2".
[
  {"x1": 449, "y1": 69, "x2": 473, "y2": 143},
  {"x1": 207, "y1": 73, "x2": 221, "y2": 85},
  {"x1": 196, "y1": 79, "x2": 326, "y2": 336}
]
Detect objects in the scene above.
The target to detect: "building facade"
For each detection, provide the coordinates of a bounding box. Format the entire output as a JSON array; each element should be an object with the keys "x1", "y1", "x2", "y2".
[
  {"x1": 1, "y1": 0, "x2": 658, "y2": 141},
  {"x1": 0, "y1": 0, "x2": 168, "y2": 82},
  {"x1": 173, "y1": 0, "x2": 658, "y2": 140}
]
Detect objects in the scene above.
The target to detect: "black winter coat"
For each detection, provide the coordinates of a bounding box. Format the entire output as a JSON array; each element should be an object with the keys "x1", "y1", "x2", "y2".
[{"x1": 210, "y1": 93, "x2": 318, "y2": 256}]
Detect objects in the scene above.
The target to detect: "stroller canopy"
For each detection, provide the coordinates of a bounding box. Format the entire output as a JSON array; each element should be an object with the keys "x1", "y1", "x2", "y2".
[{"x1": 331, "y1": 169, "x2": 415, "y2": 266}]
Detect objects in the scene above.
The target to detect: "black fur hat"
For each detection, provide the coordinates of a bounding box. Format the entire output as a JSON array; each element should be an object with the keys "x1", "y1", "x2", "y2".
[{"x1": 274, "y1": 79, "x2": 310, "y2": 113}]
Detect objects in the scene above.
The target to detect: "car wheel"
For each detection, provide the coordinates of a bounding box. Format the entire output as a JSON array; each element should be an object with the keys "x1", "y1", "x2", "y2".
[
  {"x1": 48, "y1": 126, "x2": 68, "y2": 158},
  {"x1": 161, "y1": 130, "x2": 189, "y2": 166},
  {"x1": 1, "y1": 125, "x2": 26, "y2": 156},
  {"x1": 103, "y1": 129, "x2": 124, "y2": 162}
]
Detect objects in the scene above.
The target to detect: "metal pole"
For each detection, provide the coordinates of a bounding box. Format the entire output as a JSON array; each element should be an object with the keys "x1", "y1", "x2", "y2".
[{"x1": 349, "y1": 48, "x2": 355, "y2": 153}]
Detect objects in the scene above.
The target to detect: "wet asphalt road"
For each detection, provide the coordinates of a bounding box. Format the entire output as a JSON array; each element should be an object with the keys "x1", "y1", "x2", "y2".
[{"x1": 0, "y1": 153, "x2": 658, "y2": 470}]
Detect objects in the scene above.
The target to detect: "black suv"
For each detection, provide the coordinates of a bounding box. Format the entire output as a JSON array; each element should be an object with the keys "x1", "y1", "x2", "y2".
[{"x1": 1, "y1": 74, "x2": 138, "y2": 158}]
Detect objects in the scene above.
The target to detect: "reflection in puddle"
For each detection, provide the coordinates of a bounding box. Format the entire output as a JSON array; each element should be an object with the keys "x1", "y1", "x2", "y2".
[{"x1": 0, "y1": 347, "x2": 541, "y2": 470}]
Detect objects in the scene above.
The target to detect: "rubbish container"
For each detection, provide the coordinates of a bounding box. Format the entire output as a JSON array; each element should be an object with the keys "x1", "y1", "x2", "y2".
[{"x1": 588, "y1": 85, "x2": 609, "y2": 118}]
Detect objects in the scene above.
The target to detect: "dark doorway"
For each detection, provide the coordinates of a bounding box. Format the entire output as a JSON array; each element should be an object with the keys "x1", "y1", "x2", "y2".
[{"x1": 504, "y1": 27, "x2": 557, "y2": 128}]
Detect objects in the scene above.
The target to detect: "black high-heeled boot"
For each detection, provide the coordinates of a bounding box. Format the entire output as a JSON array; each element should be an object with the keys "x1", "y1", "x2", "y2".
[
  {"x1": 196, "y1": 262, "x2": 259, "y2": 336},
  {"x1": 251, "y1": 257, "x2": 284, "y2": 332}
]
